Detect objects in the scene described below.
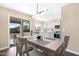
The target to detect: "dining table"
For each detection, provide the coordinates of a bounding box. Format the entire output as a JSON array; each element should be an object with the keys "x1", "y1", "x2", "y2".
[{"x1": 21, "y1": 36, "x2": 63, "y2": 55}]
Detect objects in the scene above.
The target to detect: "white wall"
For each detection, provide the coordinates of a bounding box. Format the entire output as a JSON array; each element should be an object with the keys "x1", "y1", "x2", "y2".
[
  {"x1": 61, "y1": 3, "x2": 79, "y2": 53},
  {"x1": 0, "y1": 6, "x2": 35, "y2": 49}
]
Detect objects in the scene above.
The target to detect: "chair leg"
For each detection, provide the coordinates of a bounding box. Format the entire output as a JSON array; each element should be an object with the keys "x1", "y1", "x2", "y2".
[
  {"x1": 16, "y1": 51, "x2": 18, "y2": 56},
  {"x1": 27, "y1": 52, "x2": 30, "y2": 56},
  {"x1": 16, "y1": 47, "x2": 18, "y2": 56},
  {"x1": 19, "y1": 50, "x2": 24, "y2": 56},
  {"x1": 25, "y1": 44, "x2": 30, "y2": 56}
]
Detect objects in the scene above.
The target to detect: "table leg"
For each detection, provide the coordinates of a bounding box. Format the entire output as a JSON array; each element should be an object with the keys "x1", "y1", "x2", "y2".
[{"x1": 25, "y1": 41, "x2": 30, "y2": 56}]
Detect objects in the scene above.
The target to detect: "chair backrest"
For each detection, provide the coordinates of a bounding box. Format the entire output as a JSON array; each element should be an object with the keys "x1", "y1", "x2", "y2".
[
  {"x1": 16, "y1": 36, "x2": 24, "y2": 46},
  {"x1": 63, "y1": 36, "x2": 70, "y2": 49},
  {"x1": 56, "y1": 35, "x2": 70, "y2": 56},
  {"x1": 16, "y1": 35, "x2": 28, "y2": 49}
]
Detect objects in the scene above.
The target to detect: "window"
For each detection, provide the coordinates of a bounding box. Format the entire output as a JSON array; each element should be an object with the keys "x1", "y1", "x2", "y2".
[{"x1": 9, "y1": 23, "x2": 20, "y2": 29}]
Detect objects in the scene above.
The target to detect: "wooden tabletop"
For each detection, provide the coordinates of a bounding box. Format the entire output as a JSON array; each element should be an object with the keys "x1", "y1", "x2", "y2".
[
  {"x1": 21, "y1": 36, "x2": 63, "y2": 52},
  {"x1": 45, "y1": 39, "x2": 63, "y2": 51}
]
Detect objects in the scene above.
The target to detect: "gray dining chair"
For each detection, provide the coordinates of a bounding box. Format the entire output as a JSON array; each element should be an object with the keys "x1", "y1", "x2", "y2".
[
  {"x1": 16, "y1": 35, "x2": 33, "y2": 56},
  {"x1": 55, "y1": 36, "x2": 70, "y2": 56}
]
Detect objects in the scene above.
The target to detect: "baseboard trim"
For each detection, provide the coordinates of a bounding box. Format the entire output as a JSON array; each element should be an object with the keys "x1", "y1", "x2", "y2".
[
  {"x1": 0, "y1": 47, "x2": 9, "y2": 51},
  {"x1": 0, "y1": 47, "x2": 79, "y2": 55},
  {"x1": 66, "y1": 49, "x2": 79, "y2": 55}
]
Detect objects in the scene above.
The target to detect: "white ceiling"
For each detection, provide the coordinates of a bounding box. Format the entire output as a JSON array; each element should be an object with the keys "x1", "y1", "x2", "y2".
[{"x1": 0, "y1": 3, "x2": 68, "y2": 21}]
